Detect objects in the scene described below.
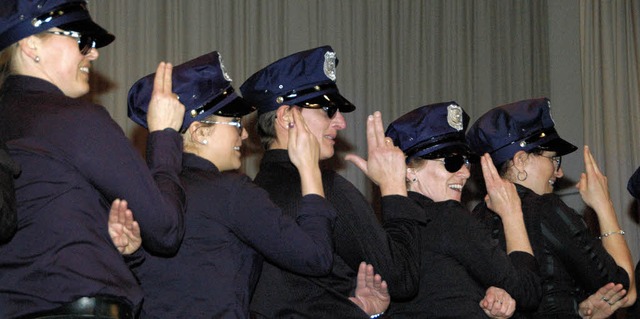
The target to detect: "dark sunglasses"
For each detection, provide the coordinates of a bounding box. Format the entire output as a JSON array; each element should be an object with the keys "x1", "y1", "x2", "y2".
[
  {"x1": 422, "y1": 154, "x2": 470, "y2": 173},
  {"x1": 45, "y1": 30, "x2": 96, "y2": 55}
]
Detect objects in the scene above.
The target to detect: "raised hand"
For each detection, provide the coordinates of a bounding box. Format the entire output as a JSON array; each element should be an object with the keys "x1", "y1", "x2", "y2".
[
  {"x1": 287, "y1": 107, "x2": 323, "y2": 196},
  {"x1": 349, "y1": 262, "x2": 390, "y2": 316},
  {"x1": 579, "y1": 283, "x2": 628, "y2": 319},
  {"x1": 481, "y1": 153, "x2": 521, "y2": 219},
  {"x1": 345, "y1": 111, "x2": 406, "y2": 196},
  {"x1": 480, "y1": 286, "x2": 516, "y2": 319},
  {"x1": 576, "y1": 145, "x2": 613, "y2": 213},
  {"x1": 147, "y1": 62, "x2": 185, "y2": 132},
  {"x1": 108, "y1": 199, "x2": 141, "y2": 255}
]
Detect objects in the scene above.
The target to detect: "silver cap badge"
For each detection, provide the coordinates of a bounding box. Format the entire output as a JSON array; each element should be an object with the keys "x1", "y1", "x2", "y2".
[
  {"x1": 447, "y1": 104, "x2": 463, "y2": 131},
  {"x1": 323, "y1": 51, "x2": 337, "y2": 81}
]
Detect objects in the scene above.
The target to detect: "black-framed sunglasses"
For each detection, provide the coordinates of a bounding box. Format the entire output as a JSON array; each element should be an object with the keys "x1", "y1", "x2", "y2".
[
  {"x1": 538, "y1": 154, "x2": 562, "y2": 172},
  {"x1": 200, "y1": 118, "x2": 243, "y2": 135},
  {"x1": 45, "y1": 30, "x2": 96, "y2": 55},
  {"x1": 423, "y1": 154, "x2": 471, "y2": 173}
]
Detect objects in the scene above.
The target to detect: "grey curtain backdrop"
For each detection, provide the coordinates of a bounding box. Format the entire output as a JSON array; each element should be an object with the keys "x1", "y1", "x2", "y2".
[{"x1": 86, "y1": 1, "x2": 640, "y2": 261}]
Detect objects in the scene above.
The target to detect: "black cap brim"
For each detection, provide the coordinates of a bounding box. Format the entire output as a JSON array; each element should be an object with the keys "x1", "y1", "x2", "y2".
[
  {"x1": 539, "y1": 137, "x2": 578, "y2": 157},
  {"x1": 299, "y1": 92, "x2": 355, "y2": 113},
  {"x1": 59, "y1": 20, "x2": 115, "y2": 48},
  {"x1": 215, "y1": 96, "x2": 257, "y2": 118}
]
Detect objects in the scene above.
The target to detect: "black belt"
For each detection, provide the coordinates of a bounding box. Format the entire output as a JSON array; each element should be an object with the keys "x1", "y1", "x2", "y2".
[{"x1": 22, "y1": 296, "x2": 134, "y2": 319}]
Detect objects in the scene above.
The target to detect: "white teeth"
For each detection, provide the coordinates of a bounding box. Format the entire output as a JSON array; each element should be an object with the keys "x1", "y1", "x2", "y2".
[
  {"x1": 548, "y1": 180, "x2": 555, "y2": 186},
  {"x1": 233, "y1": 146, "x2": 240, "y2": 151},
  {"x1": 448, "y1": 184, "x2": 463, "y2": 191},
  {"x1": 325, "y1": 135, "x2": 334, "y2": 140},
  {"x1": 80, "y1": 67, "x2": 89, "y2": 73}
]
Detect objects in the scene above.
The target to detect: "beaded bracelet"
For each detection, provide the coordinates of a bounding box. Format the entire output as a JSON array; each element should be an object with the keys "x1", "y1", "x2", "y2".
[
  {"x1": 370, "y1": 312, "x2": 384, "y2": 319},
  {"x1": 598, "y1": 230, "x2": 625, "y2": 239}
]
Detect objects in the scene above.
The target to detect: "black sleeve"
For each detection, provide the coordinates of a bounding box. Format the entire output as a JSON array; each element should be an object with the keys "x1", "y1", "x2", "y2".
[
  {"x1": 628, "y1": 166, "x2": 640, "y2": 199},
  {"x1": 330, "y1": 175, "x2": 427, "y2": 299},
  {"x1": 440, "y1": 202, "x2": 542, "y2": 310},
  {"x1": 540, "y1": 195, "x2": 630, "y2": 292},
  {"x1": 0, "y1": 143, "x2": 19, "y2": 243}
]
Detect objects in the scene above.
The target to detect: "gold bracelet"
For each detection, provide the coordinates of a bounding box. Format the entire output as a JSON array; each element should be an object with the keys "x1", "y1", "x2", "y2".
[{"x1": 599, "y1": 230, "x2": 625, "y2": 239}]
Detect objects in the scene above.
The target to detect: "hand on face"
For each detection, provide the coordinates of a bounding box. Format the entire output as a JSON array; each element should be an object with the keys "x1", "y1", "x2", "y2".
[
  {"x1": 147, "y1": 62, "x2": 186, "y2": 132},
  {"x1": 287, "y1": 107, "x2": 321, "y2": 172},
  {"x1": 481, "y1": 153, "x2": 522, "y2": 220},
  {"x1": 345, "y1": 111, "x2": 407, "y2": 196}
]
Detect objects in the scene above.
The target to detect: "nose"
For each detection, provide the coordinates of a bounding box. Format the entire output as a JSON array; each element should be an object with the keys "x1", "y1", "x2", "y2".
[
  {"x1": 241, "y1": 127, "x2": 249, "y2": 140},
  {"x1": 457, "y1": 164, "x2": 471, "y2": 179},
  {"x1": 331, "y1": 111, "x2": 347, "y2": 130},
  {"x1": 86, "y1": 48, "x2": 99, "y2": 60},
  {"x1": 555, "y1": 167, "x2": 564, "y2": 178}
]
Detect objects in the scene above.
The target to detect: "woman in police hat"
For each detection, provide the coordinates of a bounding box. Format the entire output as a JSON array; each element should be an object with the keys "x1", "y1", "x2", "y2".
[
  {"x1": 467, "y1": 98, "x2": 636, "y2": 317},
  {"x1": 0, "y1": 1, "x2": 186, "y2": 317},
  {"x1": 127, "y1": 51, "x2": 389, "y2": 318},
  {"x1": 384, "y1": 102, "x2": 542, "y2": 318}
]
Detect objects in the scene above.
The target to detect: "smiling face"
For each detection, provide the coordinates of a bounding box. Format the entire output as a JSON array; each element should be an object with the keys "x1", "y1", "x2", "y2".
[
  {"x1": 196, "y1": 115, "x2": 248, "y2": 171},
  {"x1": 299, "y1": 107, "x2": 347, "y2": 160},
  {"x1": 407, "y1": 157, "x2": 471, "y2": 202},
  {"x1": 507, "y1": 150, "x2": 564, "y2": 195},
  {"x1": 31, "y1": 28, "x2": 98, "y2": 98}
]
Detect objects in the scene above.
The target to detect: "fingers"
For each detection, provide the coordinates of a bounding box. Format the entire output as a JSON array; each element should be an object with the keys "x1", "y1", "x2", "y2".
[
  {"x1": 344, "y1": 154, "x2": 369, "y2": 175},
  {"x1": 372, "y1": 111, "x2": 386, "y2": 147}
]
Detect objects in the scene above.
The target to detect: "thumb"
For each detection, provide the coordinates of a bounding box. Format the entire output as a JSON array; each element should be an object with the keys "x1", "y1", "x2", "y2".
[{"x1": 345, "y1": 154, "x2": 368, "y2": 174}]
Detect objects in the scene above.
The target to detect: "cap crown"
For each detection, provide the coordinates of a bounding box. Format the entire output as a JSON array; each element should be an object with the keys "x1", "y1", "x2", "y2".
[
  {"x1": 386, "y1": 102, "x2": 471, "y2": 160},
  {"x1": 240, "y1": 45, "x2": 353, "y2": 115},
  {"x1": 0, "y1": 0, "x2": 113, "y2": 51},
  {"x1": 466, "y1": 97, "x2": 576, "y2": 166},
  {"x1": 128, "y1": 51, "x2": 254, "y2": 133}
]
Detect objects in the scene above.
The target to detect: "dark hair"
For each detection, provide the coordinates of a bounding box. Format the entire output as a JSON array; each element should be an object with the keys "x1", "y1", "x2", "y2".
[
  {"x1": 497, "y1": 148, "x2": 545, "y2": 177},
  {"x1": 256, "y1": 110, "x2": 277, "y2": 150}
]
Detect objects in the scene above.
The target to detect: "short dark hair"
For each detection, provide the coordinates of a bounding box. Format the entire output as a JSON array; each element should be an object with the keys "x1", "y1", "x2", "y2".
[{"x1": 256, "y1": 110, "x2": 277, "y2": 150}]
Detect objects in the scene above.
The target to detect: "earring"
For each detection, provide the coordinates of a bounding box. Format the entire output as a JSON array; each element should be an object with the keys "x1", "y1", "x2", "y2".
[
  {"x1": 34, "y1": 56, "x2": 40, "y2": 63},
  {"x1": 412, "y1": 178, "x2": 417, "y2": 182},
  {"x1": 201, "y1": 140, "x2": 208, "y2": 145},
  {"x1": 516, "y1": 170, "x2": 528, "y2": 181}
]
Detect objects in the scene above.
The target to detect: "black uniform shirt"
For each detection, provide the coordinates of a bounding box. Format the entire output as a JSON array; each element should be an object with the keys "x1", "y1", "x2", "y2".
[
  {"x1": 473, "y1": 184, "x2": 629, "y2": 318},
  {"x1": 135, "y1": 153, "x2": 336, "y2": 318},
  {"x1": 0, "y1": 75, "x2": 186, "y2": 318},
  {"x1": 250, "y1": 149, "x2": 427, "y2": 319},
  {"x1": 388, "y1": 191, "x2": 542, "y2": 318}
]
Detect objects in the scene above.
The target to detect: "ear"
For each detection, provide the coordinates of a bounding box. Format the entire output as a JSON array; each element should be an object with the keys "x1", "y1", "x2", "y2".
[
  {"x1": 275, "y1": 105, "x2": 293, "y2": 130},
  {"x1": 17, "y1": 36, "x2": 40, "y2": 61},
  {"x1": 187, "y1": 121, "x2": 209, "y2": 144},
  {"x1": 511, "y1": 150, "x2": 529, "y2": 170},
  {"x1": 406, "y1": 167, "x2": 417, "y2": 182}
]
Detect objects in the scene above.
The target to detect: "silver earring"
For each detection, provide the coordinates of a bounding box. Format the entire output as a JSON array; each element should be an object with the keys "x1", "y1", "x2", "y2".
[
  {"x1": 34, "y1": 56, "x2": 40, "y2": 63},
  {"x1": 201, "y1": 140, "x2": 208, "y2": 145},
  {"x1": 517, "y1": 170, "x2": 528, "y2": 181}
]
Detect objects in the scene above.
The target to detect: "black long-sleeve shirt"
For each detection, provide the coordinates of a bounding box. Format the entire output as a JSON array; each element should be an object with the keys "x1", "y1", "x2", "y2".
[
  {"x1": 0, "y1": 75, "x2": 186, "y2": 318},
  {"x1": 135, "y1": 153, "x2": 336, "y2": 318},
  {"x1": 250, "y1": 149, "x2": 427, "y2": 319},
  {"x1": 473, "y1": 184, "x2": 629, "y2": 318},
  {"x1": 0, "y1": 139, "x2": 19, "y2": 243},
  {"x1": 388, "y1": 191, "x2": 541, "y2": 318}
]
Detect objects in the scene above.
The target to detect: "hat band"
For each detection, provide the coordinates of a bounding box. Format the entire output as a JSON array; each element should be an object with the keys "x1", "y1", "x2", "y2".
[
  {"x1": 188, "y1": 87, "x2": 235, "y2": 119},
  {"x1": 404, "y1": 132, "x2": 467, "y2": 159},
  {"x1": 0, "y1": 2, "x2": 92, "y2": 51},
  {"x1": 276, "y1": 82, "x2": 337, "y2": 104},
  {"x1": 489, "y1": 127, "x2": 559, "y2": 164}
]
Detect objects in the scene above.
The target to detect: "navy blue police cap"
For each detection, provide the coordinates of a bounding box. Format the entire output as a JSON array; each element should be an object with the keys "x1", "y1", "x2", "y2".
[
  {"x1": 386, "y1": 102, "x2": 473, "y2": 161},
  {"x1": 240, "y1": 45, "x2": 355, "y2": 115},
  {"x1": 128, "y1": 51, "x2": 256, "y2": 133},
  {"x1": 466, "y1": 97, "x2": 578, "y2": 167},
  {"x1": 0, "y1": 0, "x2": 114, "y2": 51}
]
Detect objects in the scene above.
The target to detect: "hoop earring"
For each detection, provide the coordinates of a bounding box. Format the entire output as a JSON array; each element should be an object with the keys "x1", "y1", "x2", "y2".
[
  {"x1": 34, "y1": 56, "x2": 40, "y2": 63},
  {"x1": 516, "y1": 170, "x2": 528, "y2": 181}
]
